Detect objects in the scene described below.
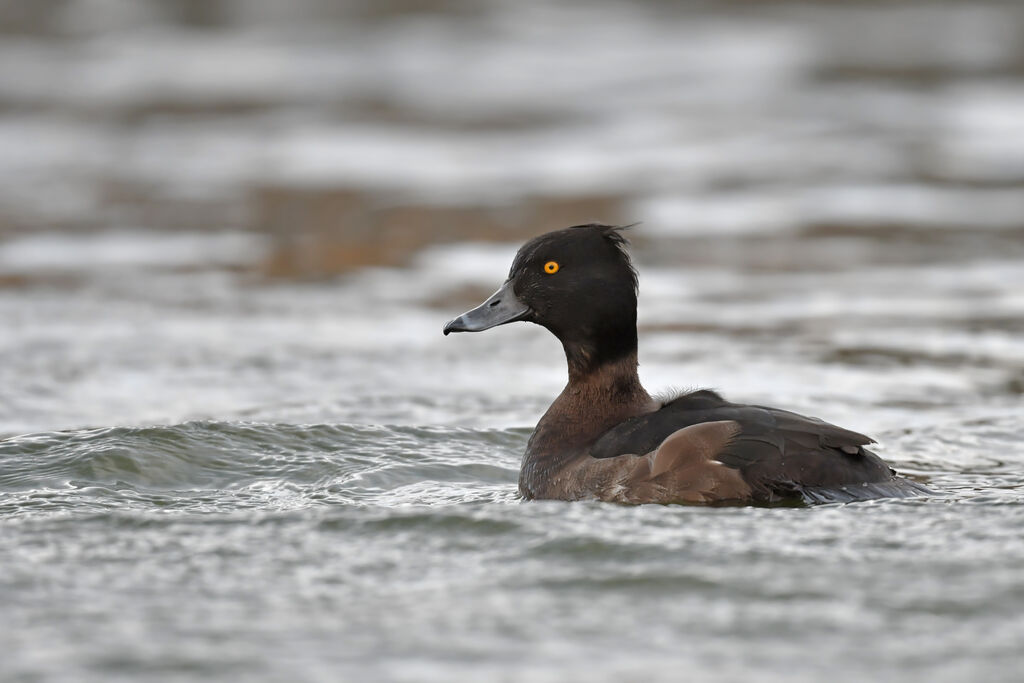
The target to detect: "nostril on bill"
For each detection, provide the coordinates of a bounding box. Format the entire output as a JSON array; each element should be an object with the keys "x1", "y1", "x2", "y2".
[{"x1": 489, "y1": 299, "x2": 501, "y2": 307}]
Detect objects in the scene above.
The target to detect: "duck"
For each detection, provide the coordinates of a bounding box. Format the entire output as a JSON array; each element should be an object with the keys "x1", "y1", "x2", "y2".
[{"x1": 443, "y1": 224, "x2": 929, "y2": 505}]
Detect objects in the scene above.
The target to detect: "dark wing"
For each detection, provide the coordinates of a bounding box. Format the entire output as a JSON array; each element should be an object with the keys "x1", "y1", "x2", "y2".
[{"x1": 591, "y1": 390, "x2": 927, "y2": 504}]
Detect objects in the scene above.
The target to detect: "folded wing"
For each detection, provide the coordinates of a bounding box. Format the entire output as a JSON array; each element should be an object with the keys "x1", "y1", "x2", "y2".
[{"x1": 591, "y1": 390, "x2": 928, "y2": 504}]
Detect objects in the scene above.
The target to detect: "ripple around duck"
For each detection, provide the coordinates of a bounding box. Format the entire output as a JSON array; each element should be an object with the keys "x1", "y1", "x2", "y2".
[
  {"x1": 0, "y1": 422, "x2": 526, "y2": 515},
  {"x1": 2, "y1": 416, "x2": 1023, "y2": 517}
]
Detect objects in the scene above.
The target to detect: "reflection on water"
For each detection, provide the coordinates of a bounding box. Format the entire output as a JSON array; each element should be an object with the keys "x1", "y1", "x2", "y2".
[{"x1": 1, "y1": 1, "x2": 1024, "y2": 682}]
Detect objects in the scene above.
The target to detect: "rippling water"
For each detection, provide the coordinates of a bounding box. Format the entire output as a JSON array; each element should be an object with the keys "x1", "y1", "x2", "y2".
[
  {"x1": 4, "y1": 0, "x2": 1024, "y2": 681},
  {"x1": 3, "y1": 418, "x2": 1023, "y2": 682}
]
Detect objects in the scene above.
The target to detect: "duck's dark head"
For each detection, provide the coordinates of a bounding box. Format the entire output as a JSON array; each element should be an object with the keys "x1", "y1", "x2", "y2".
[{"x1": 443, "y1": 224, "x2": 639, "y2": 375}]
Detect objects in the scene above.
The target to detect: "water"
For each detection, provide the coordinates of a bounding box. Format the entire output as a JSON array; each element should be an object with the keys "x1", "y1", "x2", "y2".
[
  {"x1": 3, "y1": 0, "x2": 1024, "y2": 681},
  {"x1": 3, "y1": 422, "x2": 1023, "y2": 682}
]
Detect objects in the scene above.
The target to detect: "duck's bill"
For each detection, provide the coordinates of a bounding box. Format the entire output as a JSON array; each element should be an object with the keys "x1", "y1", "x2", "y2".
[{"x1": 443, "y1": 280, "x2": 531, "y2": 335}]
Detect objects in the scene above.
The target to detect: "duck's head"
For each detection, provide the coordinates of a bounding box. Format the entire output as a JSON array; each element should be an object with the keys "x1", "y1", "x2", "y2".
[{"x1": 443, "y1": 224, "x2": 639, "y2": 373}]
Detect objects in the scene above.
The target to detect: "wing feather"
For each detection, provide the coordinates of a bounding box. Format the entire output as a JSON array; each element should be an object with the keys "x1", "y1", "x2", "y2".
[{"x1": 589, "y1": 389, "x2": 923, "y2": 504}]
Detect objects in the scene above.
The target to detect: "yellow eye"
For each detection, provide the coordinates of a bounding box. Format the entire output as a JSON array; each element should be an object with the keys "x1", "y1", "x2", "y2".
[{"x1": 544, "y1": 261, "x2": 559, "y2": 274}]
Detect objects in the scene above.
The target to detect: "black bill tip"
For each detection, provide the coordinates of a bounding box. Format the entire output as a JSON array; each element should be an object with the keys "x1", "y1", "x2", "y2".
[{"x1": 442, "y1": 318, "x2": 463, "y2": 335}]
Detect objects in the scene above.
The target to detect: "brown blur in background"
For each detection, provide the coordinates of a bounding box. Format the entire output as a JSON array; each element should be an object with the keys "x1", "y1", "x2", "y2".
[{"x1": 2, "y1": 0, "x2": 1023, "y2": 278}]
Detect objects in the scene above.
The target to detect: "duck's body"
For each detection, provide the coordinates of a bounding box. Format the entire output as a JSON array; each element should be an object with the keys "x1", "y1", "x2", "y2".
[
  {"x1": 520, "y1": 355, "x2": 922, "y2": 504},
  {"x1": 444, "y1": 224, "x2": 928, "y2": 505}
]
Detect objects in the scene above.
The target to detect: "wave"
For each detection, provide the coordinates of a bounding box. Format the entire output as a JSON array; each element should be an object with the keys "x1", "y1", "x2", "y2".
[{"x1": 0, "y1": 422, "x2": 527, "y2": 515}]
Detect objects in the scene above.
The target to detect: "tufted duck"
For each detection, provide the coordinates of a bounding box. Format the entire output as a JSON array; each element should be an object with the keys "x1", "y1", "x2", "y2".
[{"x1": 443, "y1": 224, "x2": 929, "y2": 505}]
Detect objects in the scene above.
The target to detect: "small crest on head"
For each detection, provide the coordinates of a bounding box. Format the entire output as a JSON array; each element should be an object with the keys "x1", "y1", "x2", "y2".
[{"x1": 575, "y1": 221, "x2": 636, "y2": 253}]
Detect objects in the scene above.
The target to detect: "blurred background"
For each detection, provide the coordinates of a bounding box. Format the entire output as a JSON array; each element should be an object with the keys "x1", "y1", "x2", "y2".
[{"x1": 3, "y1": 0, "x2": 1023, "y2": 437}]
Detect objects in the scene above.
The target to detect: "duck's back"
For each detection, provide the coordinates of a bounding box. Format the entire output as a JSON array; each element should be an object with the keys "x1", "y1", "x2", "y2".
[{"x1": 590, "y1": 390, "x2": 927, "y2": 504}]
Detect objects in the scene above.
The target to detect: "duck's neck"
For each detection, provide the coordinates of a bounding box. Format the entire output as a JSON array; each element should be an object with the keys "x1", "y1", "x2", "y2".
[
  {"x1": 561, "y1": 319, "x2": 640, "y2": 384},
  {"x1": 521, "y1": 349, "x2": 655, "y2": 496}
]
